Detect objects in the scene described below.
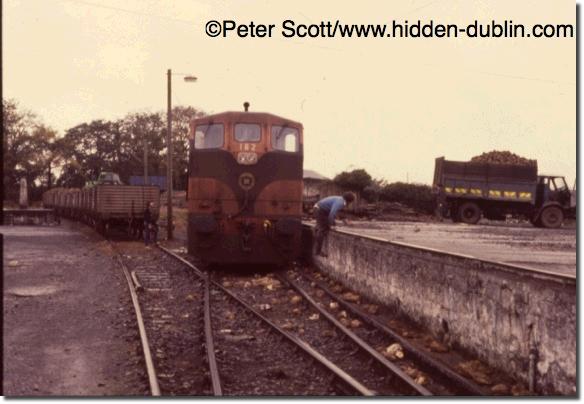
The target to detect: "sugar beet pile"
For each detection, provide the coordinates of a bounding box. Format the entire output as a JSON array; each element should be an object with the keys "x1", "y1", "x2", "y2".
[{"x1": 470, "y1": 151, "x2": 536, "y2": 166}]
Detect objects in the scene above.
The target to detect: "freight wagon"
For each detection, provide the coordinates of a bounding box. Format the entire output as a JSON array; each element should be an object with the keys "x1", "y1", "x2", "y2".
[
  {"x1": 43, "y1": 179, "x2": 160, "y2": 236},
  {"x1": 433, "y1": 157, "x2": 573, "y2": 228}
]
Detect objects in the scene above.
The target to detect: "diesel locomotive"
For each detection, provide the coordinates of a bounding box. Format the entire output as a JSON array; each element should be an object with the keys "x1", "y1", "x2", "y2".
[{"x1": 187, "y1": 105, "x2": 303, "y2": 265}]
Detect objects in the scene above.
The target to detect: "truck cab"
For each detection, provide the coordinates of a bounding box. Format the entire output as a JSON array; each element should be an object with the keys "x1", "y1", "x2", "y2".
[
  {"x1": 532, "y1": 175, "x2": 574, "y2": 226},
  {"x1": 97, "y1": 172, "x2": 123, "y2": 185},
  {"x1": 536, "y1": 176, "x2": 571, "y2": 207}
]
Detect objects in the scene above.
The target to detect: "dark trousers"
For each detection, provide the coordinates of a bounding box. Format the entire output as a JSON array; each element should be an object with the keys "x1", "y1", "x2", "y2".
[
  {"x1": 144, "y1": 221, "x2": 158, "y2": 245},
  {"x1": 314, "y1": 208, "x2": 330, "y2": 254}
]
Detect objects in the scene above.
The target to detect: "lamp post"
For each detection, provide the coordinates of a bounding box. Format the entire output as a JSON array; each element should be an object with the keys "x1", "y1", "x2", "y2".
[{"x1": 166, "y1": 68, "x2": 197, "y2": 240}]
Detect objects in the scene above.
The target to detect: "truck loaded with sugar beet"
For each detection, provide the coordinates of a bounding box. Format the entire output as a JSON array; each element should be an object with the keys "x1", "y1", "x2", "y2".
[{"x1": 433, "y1": 151, "x2": 575, "y2": 228}]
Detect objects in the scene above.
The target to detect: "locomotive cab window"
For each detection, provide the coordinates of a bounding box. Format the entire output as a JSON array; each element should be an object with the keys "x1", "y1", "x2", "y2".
[
  {"x1": 271, "y1": 126, "x2": 299, "y2": 152},
  {"x1": 235, "y1": 123, "x2": 261, "y2": 142},
  {"x1": 194, "y1": 124, "x2": 224, "y2": 149}
]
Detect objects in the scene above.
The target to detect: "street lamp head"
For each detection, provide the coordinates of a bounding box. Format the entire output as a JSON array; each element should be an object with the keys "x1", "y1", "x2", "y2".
[{"x1": 184, "y1": 76, "x2": 198, "y2": 82}]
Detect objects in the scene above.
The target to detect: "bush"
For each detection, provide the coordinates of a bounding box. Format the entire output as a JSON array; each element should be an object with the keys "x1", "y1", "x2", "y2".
[
  {"x1": 379, "y1": 182, "x2": 435, "y2": 214},
  {"x1": 333, "y1": 169, "x2": 373, "y2": 192},
  {"x1": 361, "y1": 184, "x2": 379, "y2": 203}
]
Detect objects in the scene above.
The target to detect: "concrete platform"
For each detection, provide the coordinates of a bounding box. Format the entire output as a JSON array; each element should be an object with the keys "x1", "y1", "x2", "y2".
[
  {"x1": 333, "y1": 221, "x2": 576, "y2": 276},
  {"x1": 2, "y1": 223, "x2": 146, "y2": 396},
  {"x1": 310, "y1": 225, "x2": 576, "y2": 394}
]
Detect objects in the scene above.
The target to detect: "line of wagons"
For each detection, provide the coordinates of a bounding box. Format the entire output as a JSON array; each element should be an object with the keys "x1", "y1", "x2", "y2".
[{"x1": 42, "y1": 173, "x2": 160, "y2": 236}]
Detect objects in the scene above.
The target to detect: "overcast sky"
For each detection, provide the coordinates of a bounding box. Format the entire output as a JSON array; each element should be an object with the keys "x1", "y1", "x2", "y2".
[{"x1": 4, "y1": 0, "x2": 576, "y2": 185}]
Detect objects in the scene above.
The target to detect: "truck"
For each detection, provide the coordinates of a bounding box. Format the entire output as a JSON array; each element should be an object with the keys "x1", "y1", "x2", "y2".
[{"x1": 432, "y1": 157, "x2": 574, "y2": 228}]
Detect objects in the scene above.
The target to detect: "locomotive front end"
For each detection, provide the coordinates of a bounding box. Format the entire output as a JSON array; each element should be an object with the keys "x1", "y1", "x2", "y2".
[{"x1": 187, "y1": 110, "x2": 304, "y2": 265}]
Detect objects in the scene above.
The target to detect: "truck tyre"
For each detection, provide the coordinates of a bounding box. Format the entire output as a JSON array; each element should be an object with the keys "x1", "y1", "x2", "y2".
[
  {"x1": 540, "y1": 206, "x2": 564, "y2": 228},
  {"x1": 450, "y1": 206, "x2": 461, "y2": 222},
  {"x1": 458, "y1": 202, "x2": 481, "y2": 225}
]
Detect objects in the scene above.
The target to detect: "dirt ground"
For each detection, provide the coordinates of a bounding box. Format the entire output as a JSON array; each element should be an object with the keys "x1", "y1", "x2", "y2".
[
  {"x1": 2, "y1": 222, "x2": 148, "y2": 396},
  {"x1": 333, "y1": 220, "x2": 576, "y2": 276}
]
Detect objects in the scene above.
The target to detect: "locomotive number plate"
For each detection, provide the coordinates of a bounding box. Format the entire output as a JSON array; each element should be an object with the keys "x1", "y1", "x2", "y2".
[{"x1": 237, "y1": 152, "x2": 258, "y2": 165}]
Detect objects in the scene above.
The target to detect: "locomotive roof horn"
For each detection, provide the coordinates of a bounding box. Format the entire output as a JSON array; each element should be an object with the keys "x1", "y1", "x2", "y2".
[{"x1": 243, "y1": 102, "x2": 250, "y2": 112}]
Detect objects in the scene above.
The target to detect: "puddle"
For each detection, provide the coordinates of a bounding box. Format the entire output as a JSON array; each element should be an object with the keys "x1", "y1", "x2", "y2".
[{"x1": 8, "y1": 286, "x2": 60, "y2": 297}]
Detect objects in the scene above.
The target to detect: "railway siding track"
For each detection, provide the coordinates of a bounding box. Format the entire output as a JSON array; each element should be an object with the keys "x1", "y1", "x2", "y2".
[
  {"x1": 295, "y1": 270, "x2": 486, "y2": 395},
  {"x1": 278, "y1": 272, "x2": 433, "y2": 396},
  {"x1": 158, "y1": 245, "x2": 378, "y2": 396},
  {"x1": 151, "y1": 245, "x2": 502, "y2": 396},
  {"x1": 112, "y1": 242, "x2": 212, "y2": 396},
  {"x1": 209, "y1": 281, "x2": 350, "y2": 395},
  {"x1": 113, "y1": 248, "x2": 160, "y2": 396},
  {"x1": 114, "y1": 241, "x2": 506, "y2": 396},
  {"x1": 215, "y1": 269, "x2": 422, "y2": 395}
]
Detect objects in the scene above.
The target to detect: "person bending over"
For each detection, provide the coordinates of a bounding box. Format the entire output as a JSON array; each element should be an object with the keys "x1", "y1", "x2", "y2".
[{"x1": 313, "y1": 192, "x2": 356, "y2": 257}]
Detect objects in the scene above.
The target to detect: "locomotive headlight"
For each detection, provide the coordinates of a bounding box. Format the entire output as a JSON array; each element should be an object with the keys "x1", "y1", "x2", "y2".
[{"x1": 237, "y1": 152, "x2": 258, "y2": 165}]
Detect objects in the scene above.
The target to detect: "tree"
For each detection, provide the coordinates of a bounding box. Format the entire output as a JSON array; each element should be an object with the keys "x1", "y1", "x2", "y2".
[
  {"x1": 361, "y1": 179, "x2": 385, "y2": 202},
  {"x1": 30, "y1": 125, "x2": 61, "y2": 189},
  {"x1": 56, "y1": 106, "x2": 206, "y2": 190},
  {"x1": 379, "y1": 182, "x2": 435, "y2": 213},
  {"x1": 171, "y1": 106, "x2": 205, "y2": 190},
  {"x1": 58, "y1": 120, "x2": 123, "y2": 186},
  {"x1": 333, "y1": 169, "x2": 373, "y2": 192},
  {"x1": 3, "y1": 99, "x2": 60, "y2": 201},
  {"x1": 119, "y1": 112, "x2": 166, "y2": 183}
]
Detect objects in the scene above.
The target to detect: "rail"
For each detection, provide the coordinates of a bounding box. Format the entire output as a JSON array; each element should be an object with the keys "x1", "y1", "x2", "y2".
[
  {"x1": 112, "y1": 246, "x2": 161, "y2": 396},
  {"x1": 203, "y1": 274, "x2": 223, "y2": 396},
  {"x1": 298, "y1": 270, "x2": 485, "y2": 395},
  {"x1": 278, "y1": 273, "x2": 432, "y2": 396},
  {"x1": 157, "y1": 244, "x2": 374, "y2": 396}
]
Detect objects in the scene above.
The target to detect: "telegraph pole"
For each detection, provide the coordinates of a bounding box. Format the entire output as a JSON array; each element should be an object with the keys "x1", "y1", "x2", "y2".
[
  {"x1": 143, "y1": 135, "x2": 148, "y2": 185},
  {"x1": 165, "y1": 69, "x2": 197, "y2": 240},
  {"x1": 166, "y1": 68, "x2": 173, "y2": 240}
]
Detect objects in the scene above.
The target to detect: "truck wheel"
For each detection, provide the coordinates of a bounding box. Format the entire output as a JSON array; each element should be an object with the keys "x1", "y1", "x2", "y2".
[
  {"x1": 458, "y1": 202, "x2": 481, "y2": 224},
  {"x1": 450, "y1": 206, "x2": 460, "y2": 222},
  {"x1": 540, "y1": 206, "x2": 564, "y2": 228}
]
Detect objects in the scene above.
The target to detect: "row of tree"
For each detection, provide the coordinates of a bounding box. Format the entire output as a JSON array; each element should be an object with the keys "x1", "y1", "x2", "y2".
[
  {"x1": 3, "y1": 99, "x2": 432, "y2": 213},
  {"x1": 3, "y1": 99, "x2": 204, "y2": 201},
  {"x1": 333, "y1": 168, "x2": 434, "y2": 214}
]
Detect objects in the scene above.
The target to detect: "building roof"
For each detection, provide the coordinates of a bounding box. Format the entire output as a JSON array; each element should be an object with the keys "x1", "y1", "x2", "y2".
[{"x1": 303, "y1": 169, "x2": 329, "y2": 180}]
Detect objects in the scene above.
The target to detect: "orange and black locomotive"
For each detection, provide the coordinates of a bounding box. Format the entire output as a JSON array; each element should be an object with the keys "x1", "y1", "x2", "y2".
[{"x1": 187, "y1": 105, "x2": 303, "y2": 265}]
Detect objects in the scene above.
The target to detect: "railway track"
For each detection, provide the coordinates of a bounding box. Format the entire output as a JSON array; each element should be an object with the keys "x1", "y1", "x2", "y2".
[
  {"x1": 219, "y1": 270, "x2": 428, "y2": 395},
  {"x1": 111, "y1": 241, "x2": 216, "y2": 396},
  {"x1": 282, "y1": 270, "x2": 487, "y2": 396},
  {"x1": 205, "y1": 266, "x2": 487, "y2": 396},
  {"x1": 113, "y1": 242, "x2": 378, "y2": 396},
  {"x1": 158, "y1": 246, "x2": 376, "y2": 396},
  {"x1": 160, "y1": 248, "x2": 487, "y2": 396},
  {"x1": 114, "y1": 241, "x2": 487, "y2": 396}
]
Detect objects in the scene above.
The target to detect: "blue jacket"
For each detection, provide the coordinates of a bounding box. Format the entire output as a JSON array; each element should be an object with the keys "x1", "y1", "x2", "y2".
[{"x1": 316, "y1": 196, "x2": 346, "y2": 226}]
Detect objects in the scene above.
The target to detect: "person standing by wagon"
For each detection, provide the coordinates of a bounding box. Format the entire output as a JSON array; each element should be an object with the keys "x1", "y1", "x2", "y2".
[
  {"x1": 313, "y1": 192, "x2": 356, "y2": 256},
  {"x1": 143, "y1": 202, "x2": 157, "y2": 247}
]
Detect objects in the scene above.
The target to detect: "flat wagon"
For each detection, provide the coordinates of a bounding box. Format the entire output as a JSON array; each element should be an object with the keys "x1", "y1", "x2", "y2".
[{"x1": 42, "y1": 173, "x2": 160, "y2": 237}]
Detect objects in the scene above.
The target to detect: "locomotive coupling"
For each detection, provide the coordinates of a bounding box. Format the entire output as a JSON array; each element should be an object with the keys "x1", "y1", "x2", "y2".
[{"x1": 263, "y1": 219, "x2": 273, "y2": 235}]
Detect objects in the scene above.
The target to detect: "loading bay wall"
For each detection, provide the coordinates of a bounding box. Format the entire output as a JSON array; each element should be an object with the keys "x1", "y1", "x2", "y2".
[{"x1": 308, "y1": 226, "x2": 576, "y2": 395}]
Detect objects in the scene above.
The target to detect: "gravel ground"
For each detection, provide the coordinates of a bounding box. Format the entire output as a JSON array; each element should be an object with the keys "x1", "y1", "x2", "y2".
[
  {"x1": 218, "y1": 268, "x2": 415, "y2": 395},
  {"x1": 2, "y1": 221, "x2": 148, "y2": 396},
  {"x1": 210, "y1": 283, "x2": 339, "y2": 396}
]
